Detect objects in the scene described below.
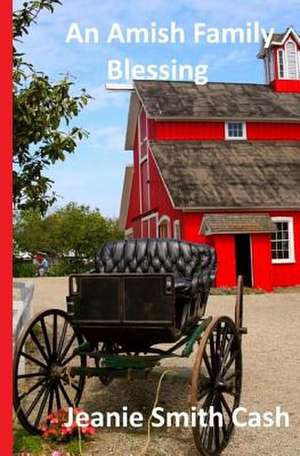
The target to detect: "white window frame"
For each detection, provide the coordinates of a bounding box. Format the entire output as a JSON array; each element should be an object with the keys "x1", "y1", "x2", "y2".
[
  {"x1": 173, "y1": 220, "x2": 181, "y2": 240},
  {"x1": 269, "y1": 49, "x2": 275, "y2": 82},
  {"x1": 285, "y1": 39, "x2": 298, "y2": 80},
  {"x1": 271, "y1": 217, "x2": 295, "y2": 264},
  {"x1": 141, "y1": 212, "x2": 158, "y2": 237},
  {"x1": 225, "y1": 121, "x2": 247, "y2": 140},
  {"x1": 158, "y1": 215, "x2": 171, "y2": 238}
]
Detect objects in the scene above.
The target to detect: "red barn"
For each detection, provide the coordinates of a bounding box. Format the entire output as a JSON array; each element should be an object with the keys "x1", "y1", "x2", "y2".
[{"x1": 119, "y1": 27, "x2": 300, "y2": 291}]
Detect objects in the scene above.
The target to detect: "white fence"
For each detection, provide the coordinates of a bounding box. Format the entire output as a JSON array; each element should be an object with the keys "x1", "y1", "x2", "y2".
[{"x1": 13, "y1": 281, "x2": 34, "y2": 340}]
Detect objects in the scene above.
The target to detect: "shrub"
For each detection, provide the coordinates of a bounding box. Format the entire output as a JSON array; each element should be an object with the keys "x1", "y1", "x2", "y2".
[
  {"x1": 48, "y1": 258, "x2": 93, "y2": 276},
  {"x1": 13, "y1": 261, "x2": 36, "y2": 277}
]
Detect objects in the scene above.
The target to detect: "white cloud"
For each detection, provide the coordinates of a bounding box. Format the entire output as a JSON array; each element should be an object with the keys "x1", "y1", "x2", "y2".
[
  {"x1": 87, "y1": 85, "x2": 129, "y2": 110},
  {"x1": 86, "y1": 125, "x2": 125, "y2": 153}
]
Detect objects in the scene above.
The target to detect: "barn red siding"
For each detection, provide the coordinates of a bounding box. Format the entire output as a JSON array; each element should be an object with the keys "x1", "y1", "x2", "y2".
[
  {"x1": 251, "y1": 234, "x2": 273, "y2": 291},
  {"x1": 151, "y1": 121, "x2": 225, "y2": 140},
  {"x1": 271, "y1": 80, "x2": 300, "y2": 93},
  {"x1": 148, "y1": 147, "x2": 182, "y2": 230},
  {"x1": 149, "y1": 120, "x2": 300, "y2": 141},
  {"x1": 247, "y1": 122, "x2": 300, "y2": 140}
]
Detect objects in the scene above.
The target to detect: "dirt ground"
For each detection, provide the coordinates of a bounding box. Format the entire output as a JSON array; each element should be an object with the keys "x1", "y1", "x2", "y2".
[{"x1": 15, "y1": 277, "x2": 300, "y2": 456}]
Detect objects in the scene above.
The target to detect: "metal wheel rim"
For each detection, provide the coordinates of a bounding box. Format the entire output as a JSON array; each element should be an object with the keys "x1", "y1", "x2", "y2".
[
  {"x1": 13, "y1": 309, "x2": 86, "y2": 434},
  {"x1": 191, "y1": 316, "x2": 242, "y2": 455}
]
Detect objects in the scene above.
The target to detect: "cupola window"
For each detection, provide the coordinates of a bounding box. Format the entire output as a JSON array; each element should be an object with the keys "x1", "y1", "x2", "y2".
[
  {"x1": 278, "y1": 49, "x2": 285, "y2": 78},
  {"x1": 286, "y1": 41, "x2": 298, "y2": 79}
]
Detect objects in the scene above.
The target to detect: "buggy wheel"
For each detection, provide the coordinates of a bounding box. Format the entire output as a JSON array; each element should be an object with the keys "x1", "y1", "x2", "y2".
[
  {"x1": 191, "y1": 316, "x2": 242, "y2": 455},
  {"x1": 13, "y1": 309, "x2": 86, "y2": 434}
]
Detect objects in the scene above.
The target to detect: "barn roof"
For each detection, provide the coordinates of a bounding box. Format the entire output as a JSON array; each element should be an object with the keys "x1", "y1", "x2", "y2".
[
  {"x1": 150, "y1": 141, "x2": 300, "y2": 209},
  {"x1": 125, "y1": 80, "x2": 300, "y2": 149},
  {"x1": 134, "y1": 80, "x2": 300, "y2": 121},
  {"x1": 201, "y1": 214, "x2": 277, "y2": 235},
  {"x1": 257, "y1": 26, "x2": 300, "y2": 58}
]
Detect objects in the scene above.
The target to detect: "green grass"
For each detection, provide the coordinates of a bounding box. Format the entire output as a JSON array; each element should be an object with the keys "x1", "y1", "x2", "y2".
[
  {"x1": 14, "y1": 427, "x2": 90, "y2": 456},
  {"x1": 64, "y1": 439, "x2": 83, "y2": 455},
  {"x1": 13, "y1": 428, "x2": 43, "y2": 455}
]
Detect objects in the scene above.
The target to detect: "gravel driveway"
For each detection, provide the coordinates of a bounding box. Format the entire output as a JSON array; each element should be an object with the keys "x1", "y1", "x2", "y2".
[{"x1": 17, "y1": 277, "x2": 300, "y2": 456}]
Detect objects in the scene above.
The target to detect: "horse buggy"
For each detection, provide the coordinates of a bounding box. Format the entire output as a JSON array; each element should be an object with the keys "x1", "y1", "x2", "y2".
[{"x1": 14, "y1": 238, "x2": 247, "y2": 455}]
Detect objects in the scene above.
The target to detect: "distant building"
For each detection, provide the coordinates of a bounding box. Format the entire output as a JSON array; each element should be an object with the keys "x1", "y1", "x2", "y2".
[{"x1": 119, "y1": 27, "x2": 300, "y2": 291}]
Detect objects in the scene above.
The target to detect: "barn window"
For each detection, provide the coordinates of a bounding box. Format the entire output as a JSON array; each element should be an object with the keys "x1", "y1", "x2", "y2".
[
  {"x1": 173, "y1": 220, "x2": 181, "y2": 239},
  {"x1": 269, "y1": 50, "x2": 275, "y2": 81},
  {"x1": 225, "y1": 121, "x2": 247, "y2": 140},
  {"x1": 286, "y1": 40, "x2": 298, "y2": 79},
  {"x1": 271, "y1": 217, "x2": 295, "y2": 264},
  {"x1": 278, "y1": 49, "x2": 285, "y2": 78},
  {"x1": 158, "y1": 216, "x2": 170, "y2": 238}
]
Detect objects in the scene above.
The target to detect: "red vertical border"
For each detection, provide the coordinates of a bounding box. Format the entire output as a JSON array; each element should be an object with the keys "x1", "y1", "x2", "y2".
[{"x1": 0, "y1": 0, "x2": 13, "y2": 454}]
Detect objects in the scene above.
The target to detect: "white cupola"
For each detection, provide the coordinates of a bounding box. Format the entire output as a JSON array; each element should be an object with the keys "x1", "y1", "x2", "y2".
[{"x1": 257, "y1": 27, "x2": 300, "y2": 92}]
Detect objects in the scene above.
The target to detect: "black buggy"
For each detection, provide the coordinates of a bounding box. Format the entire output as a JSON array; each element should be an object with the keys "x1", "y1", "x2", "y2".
[{"x1": 14, "y1": 238, "x2": 247, "y2": 455}]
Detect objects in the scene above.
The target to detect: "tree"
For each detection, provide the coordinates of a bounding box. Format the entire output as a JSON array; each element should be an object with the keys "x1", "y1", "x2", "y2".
[
  {"x1": 13, "y1": 1, "x2": 91, "y2": 214},
  {"x1": 14, "y1": 203, "x2": 123, "y2": 260}
]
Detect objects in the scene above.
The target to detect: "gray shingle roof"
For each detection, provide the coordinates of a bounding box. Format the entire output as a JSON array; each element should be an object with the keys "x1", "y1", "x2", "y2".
[
  {"x1": 201, "y1": 214, "x2": 277, "y2": 235},
  {"x1": 135, "y1": 81, "x2": 300, "y2": 121},
  {"x1": 150, "y1": 141, "x2": 300, "y2": 209}
]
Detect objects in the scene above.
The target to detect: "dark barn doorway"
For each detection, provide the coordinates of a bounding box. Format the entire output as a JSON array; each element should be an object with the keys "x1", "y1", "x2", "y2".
[{"x1": 235, "y1": 234, "x2": 252, "y2": 287}]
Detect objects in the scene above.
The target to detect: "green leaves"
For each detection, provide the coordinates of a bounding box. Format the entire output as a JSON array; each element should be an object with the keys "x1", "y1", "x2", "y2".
[
  {"x1": 13, "y1": 1, "x2": 91, "y2": 214},
  {"x1": 14, "y1": 203, "x2": 123, "y2": 259}
]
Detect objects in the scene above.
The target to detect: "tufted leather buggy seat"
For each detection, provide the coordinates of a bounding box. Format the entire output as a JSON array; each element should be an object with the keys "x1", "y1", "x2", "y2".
[{"x1": 95, "y1": 238, "x2": 216, "y2": 331}]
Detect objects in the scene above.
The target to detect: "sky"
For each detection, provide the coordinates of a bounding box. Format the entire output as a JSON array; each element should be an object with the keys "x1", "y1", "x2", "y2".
[{"x1": 15, "y1": 0, "x2": 300, "y2": 217}]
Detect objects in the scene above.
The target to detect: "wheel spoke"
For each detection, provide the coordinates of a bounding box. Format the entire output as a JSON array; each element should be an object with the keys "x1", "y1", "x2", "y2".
[
  {"x1": 209, "y1": 334, "x2": 217, "y2": 375},
  {"x1": 220, "y1": 334, "x2": 235, "y2": 370},
  {"x1": 48, "y1": 387, "x2": 54, "y2": 416},
  {"x1": 203, "y1": 352, "x2": 214, "y2": 379},
  {"x1": 52, "y1": 313, "x2": 58, "y2": 357},
  {"x1": 58, "y1": 333, "x2": 76, "y2": 363},
  {"x1": 220, "y1": 394, "x2": 232, "y2": 419},
  {"x1": 19, "y1": 377, "x2": 47, "y2": 400},
  {"x1": 57, "y1": 319, "x2": 68, "y2": 358},
  {"x1": 223, "y1": 370, "x2": 236, "y2": 382},
  {"x1": 58, "y1": 381, "x2": 73, "y2": 406},
  {"x1": 40, "y1": 317, "x2": 52, "y2": 359},
  {"x1": 21, "y1": 351, "x2": 47, "y2": 369},
  {"x1": 54, "y1": 384, "x2": 62, "y2": 410},
  {"x1": 34, "y1": 386, "x2": 50, "y2": 427},
  {"x1": 200, "y1": 393, "x2": 215, "y2": 442},
  {"x1": 25, "y1": 383, "x2": 47, "y2": 418},
  {"x1": 29, "y1": 329, "x2": 49, "y2": 363},
  {"x1": 70, "y1": 381, "x2": 80, "y2": 392},
  {"x1": 198, "y1": 386, "x2": 211, "y2": 401},
  {"x1": 61, "y1": 350, "x2": 77, "y2": 367},
  {"x1": 198, "y1": 376, "x2": 211, "y2": 400},
  {"x1": 17, "y1": 372, "x2": 46, "y2": 379},
  {"x1": 207, "y1": 420, "x2": 214, "y2": 450},
  {"x1": 222, "y1": 349, "x2": 238, "y2": 376},
  {"x1": 219, "y1": 325, "x2": 229, "y2": 358},
  {"x1": 215, "y1": 325, "x2": 222, "y2": 372},
  {"x1": 214, "y1": 398, "x2": 221, "y2": 451}
]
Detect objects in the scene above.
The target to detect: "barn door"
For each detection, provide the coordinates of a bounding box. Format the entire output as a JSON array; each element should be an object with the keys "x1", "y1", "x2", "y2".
[{"x1": 235, "y1": 234, "x2": 252, "y2": 287}]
